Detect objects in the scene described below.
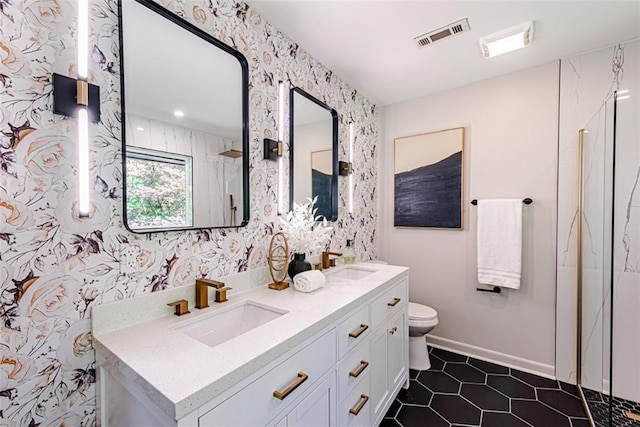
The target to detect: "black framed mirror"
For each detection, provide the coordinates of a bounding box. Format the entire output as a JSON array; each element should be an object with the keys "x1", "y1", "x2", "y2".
[
  {"x1": 289, "y1": 87, "x2": 339, "y2": 221},
  {"x1": 119, "y1": 0, "x2": 249, "y2": 233}
]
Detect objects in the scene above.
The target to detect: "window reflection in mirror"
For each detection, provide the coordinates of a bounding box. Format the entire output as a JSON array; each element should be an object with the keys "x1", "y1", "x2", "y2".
[
  {"x1": 290, "y1": 88, "x2": 338, "y2": 221},
  {"x1": 126, "y1": 147, "x2": 193, "y2": 229},
  {"x1": 120, "y1": 0, "x2": 249, "y2": 233}
]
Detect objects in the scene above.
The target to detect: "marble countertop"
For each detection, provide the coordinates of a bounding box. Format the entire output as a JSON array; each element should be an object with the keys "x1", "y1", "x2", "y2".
[{"x1": 92, "y1": 263, "x2": 408, "y2": 421}]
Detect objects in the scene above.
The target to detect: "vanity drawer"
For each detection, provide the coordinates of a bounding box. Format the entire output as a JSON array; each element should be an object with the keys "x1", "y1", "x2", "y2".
[
  {"x1": 371, "y1": 278, "x2": 408, "y2": 328},
  {"x1": 199, "y1": 328, "x2": 337, "y2": 426},
  {"x1": 337, "y1": 305, "x2": 371, "y2": 358},
  {"x1": 338, "y1": 340, "x2": 371, "y2": 400},
  {"x1": 339, "y1": 372, "x2": 371, "y2": 427}
]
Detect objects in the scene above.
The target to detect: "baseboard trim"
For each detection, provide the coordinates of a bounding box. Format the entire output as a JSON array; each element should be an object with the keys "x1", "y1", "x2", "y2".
[{"x1": 427, "y1": 335, "x2": 556, "y2": 379}]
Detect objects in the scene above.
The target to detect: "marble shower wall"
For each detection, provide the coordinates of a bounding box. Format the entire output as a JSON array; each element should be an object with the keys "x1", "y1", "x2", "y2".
[
  {"x1": 556, "y1": 39, "x2": 640, "y2": 403},
  {"x1": 125, "y1": 113, "x2": 243, "y2": 227},
  {"x1": 0, "y1": 0, "x2": 379, "y2": 424}
]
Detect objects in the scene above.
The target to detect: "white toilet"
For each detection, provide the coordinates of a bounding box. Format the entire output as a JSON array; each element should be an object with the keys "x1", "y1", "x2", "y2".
[{"x1": 408, "y1": 302, "x2": 439, "y2": 371}]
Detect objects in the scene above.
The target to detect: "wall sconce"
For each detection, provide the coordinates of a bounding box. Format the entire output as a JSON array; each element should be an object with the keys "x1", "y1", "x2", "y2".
[
  {"x1": 52, "y1": 0, "x2": 100, "y2": 218},
  {"x1": 340, "y1": 122, "x2": 355, "y2": 213},
  {"x1": 338, "y1": 161, "x2": 353, "y2": 176},
  {"x1": 264, "y1": 82, "x2": 286, "y2": 214},
  {"x1": 263, "y1": 138, "x2": 282, "y2": 161}
]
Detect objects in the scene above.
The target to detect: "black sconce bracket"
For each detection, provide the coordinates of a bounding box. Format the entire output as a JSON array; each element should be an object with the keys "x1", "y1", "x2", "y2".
[
  {"x1": 339, "y1": 161, "x2": 353, "y2": 176},
  {"x1": 52, "y1": 73, "x2": 101, "y2": 123},
  {"x1": 263, "y1": 138, "x2": 283, "y2": 161}
]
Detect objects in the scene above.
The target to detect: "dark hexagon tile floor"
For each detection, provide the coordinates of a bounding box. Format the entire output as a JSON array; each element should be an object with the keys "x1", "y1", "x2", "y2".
[
  {"x1": 584, "y1": 388, "x2": 640, "y2": 427},
  {"x1": 383, "y1": 346, "x2": 591, "y2": 426}
]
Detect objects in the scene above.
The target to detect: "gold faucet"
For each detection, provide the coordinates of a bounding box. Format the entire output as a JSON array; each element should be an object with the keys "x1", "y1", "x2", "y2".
[
  {"x1": 195, "y1": 279, "x2": 233, "y2": 309},
  {"x1": 321, "y1": 251, "x2": 343, "y2": 269},
  {"x1": 167, "y1": 299, "x2": 190, "y2": 316}
]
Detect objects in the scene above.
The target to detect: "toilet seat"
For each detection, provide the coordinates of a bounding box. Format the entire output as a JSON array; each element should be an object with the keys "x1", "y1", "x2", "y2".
[{"x1": 408, "y1": 302, "x2": 437, "y2": 321}]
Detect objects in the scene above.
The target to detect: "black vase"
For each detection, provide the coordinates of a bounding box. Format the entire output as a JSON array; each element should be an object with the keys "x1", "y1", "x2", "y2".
[{"x1": 288, "y1": 253, "x2": 312, "y2": 279}]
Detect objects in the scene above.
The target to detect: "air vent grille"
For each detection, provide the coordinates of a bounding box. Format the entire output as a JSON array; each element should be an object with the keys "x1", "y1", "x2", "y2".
[{"x1": 414, "y1": 18, "x2": 470, "y2": 47}]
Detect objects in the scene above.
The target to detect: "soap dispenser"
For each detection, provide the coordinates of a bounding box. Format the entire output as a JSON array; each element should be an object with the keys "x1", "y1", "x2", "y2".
[{"x1": 341, "y1": 240, "x2": 356, "y2": 264}]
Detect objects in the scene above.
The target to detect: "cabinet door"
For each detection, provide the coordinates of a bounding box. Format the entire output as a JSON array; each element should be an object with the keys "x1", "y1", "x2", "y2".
[
  {"x1": 387, "y1": 311, "x2": 407, "y2": 392},
  {"x1": 370, "y1": 325, "x2": 389, "y2": 422},
  {"x1": 288, "y1": 373, "x2": 337, "y2": 427}
]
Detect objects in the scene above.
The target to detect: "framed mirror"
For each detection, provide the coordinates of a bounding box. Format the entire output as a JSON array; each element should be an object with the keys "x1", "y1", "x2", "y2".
[
  {"x1": 289, "y1": 87, "x2": 338, "y2": 221},
  {"x1": 119, "y1": 0, "x2": 249, "y2": 233}
]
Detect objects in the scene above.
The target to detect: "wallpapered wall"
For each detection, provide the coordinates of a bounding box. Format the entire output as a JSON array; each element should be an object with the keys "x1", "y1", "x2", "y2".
[{"x1": 0, "y1": 0, "x2": 379, "y2": 424}]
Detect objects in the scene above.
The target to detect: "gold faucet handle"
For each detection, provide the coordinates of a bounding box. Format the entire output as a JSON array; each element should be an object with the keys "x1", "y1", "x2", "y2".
[
  {"x1": 198, "y1": 278, "x2": 226, "y2": 289},
  {"x1": 214, "y1": 286, "x2": 232, "y2": 303},
  {"x1": 167, "y1": 299, "x2": 190, "y2": 316}
]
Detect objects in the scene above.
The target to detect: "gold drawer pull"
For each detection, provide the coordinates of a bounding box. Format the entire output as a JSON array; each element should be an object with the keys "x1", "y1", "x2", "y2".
[
  {"x1": 348, "y1": 324, "x2": 369, "y2": 339},
  {"x1": 389, "y1": 326, "x2": 397, "y2": 335},
  {"x1": 349, "y1": 394, "x2": 369, "y2": 416},
  {"x1": 273, "y1": 372, "x2": 308, "y2": 400},
  {"x1": 349, "y1": 360, "x2": 369, "y2": 378},
  {"x1": 387, "y1": 297, "x2": 401, "y2": 307}
]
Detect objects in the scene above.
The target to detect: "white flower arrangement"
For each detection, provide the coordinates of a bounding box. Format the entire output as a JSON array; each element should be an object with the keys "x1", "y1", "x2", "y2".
[{"x1": 280, "y1": 197, "x2": 333, "y2": 255}]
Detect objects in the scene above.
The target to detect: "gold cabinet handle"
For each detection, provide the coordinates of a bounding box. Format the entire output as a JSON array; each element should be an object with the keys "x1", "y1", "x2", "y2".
[
  {"x1": 387, "y1": 297, "x2": 401, "y2": 307},
  {"x1": 349, "y1": 360, "x2": 369, "y2": 378},
  {"x1": 349, "y1": 394, "x2": 369, "y2": 416},
  {"x1": 348, "y1": 324, "x2": 369, "y2": 339},
  {"x1": 273, "y1": 372, "x2": 308, "y2": 400},
  {"x1": 389, "y1": 326, "x2": 398, "y2": 335}
]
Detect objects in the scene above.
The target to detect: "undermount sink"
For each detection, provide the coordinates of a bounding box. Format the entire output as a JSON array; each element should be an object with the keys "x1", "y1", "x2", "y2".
[
  {"x1": 176, "y1": 301, "x2": 286, "y2": 347},
  {"x1": 328, "y1": 266, "x2": 377, "y2": 281}
]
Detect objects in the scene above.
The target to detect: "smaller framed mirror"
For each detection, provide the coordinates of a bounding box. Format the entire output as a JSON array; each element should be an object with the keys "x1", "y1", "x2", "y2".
[{"x1": 289, "y1": 87, "x2": 338, "y2": 221}]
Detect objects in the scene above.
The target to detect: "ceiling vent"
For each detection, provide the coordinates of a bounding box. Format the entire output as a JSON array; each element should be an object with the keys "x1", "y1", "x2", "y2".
[{"x1": 414, "y1": 18, "x2": 470, "y2": 47}]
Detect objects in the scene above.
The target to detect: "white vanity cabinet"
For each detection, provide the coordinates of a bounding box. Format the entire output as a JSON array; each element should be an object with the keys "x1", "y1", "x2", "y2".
[
  {"x1": 370, "y1": 279, "x2": 409, "y2": 425},
  {"x1": 94, "y1": 265, "x2": 409, "y2": 427},
  {"x1": 198, "y1": 329, "x2": 337, "y2": 426}
]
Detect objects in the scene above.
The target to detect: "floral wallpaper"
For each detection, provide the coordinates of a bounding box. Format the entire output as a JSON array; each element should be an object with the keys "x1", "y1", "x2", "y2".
[{"x1": 0, "y1": 0, "x2": 379, "y2": 424}]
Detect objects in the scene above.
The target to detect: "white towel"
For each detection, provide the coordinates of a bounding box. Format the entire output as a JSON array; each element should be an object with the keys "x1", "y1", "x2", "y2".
[
  {"x1": 477, "y1": 199, "x2": 523, "y2": 289},
  {"x1": 293, "y1": 270, "x2": 326, "y2": 293}
]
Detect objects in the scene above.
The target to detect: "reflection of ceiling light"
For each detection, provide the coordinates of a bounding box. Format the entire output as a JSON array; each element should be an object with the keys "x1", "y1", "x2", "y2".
[
  {"x1": 479, "y1": 21, "x2": 534, "y2": 58},
  {"x1": 136, "y1": 126, "x2": 144, "y2": 131},
  {"x1": 174, "y1": 110, "x2": 184, "y2": 117}
]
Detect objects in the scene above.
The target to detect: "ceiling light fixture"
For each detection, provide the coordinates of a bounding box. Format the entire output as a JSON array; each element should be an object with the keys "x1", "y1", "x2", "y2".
[
  {"x1": 174, "y1": 110, "x2": 185, "y2": 117},
  {"x1": 479, "y1": 21, "x2": 534, "y2": 58}
]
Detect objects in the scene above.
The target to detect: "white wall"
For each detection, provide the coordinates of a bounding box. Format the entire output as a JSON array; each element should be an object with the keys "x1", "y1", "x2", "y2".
[
  {"x1": 293, "y1": 119, "x2": 333, "y2": 204},
  {"x1": 379, "y1": 62, "x2": 559, "y2": 375}
]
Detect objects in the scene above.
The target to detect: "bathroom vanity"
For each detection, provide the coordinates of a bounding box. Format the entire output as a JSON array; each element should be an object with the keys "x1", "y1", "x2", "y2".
[{"x1": 93, "y1": 263, "x2": 409, "y2": 426}]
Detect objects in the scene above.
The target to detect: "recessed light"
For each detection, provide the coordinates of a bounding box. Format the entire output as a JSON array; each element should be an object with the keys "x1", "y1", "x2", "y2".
[
  {"x1": 174, "y1": 110, "x2": 185, "y2": 117},
  {"x1": 136, "y1": 126, "x2": 145, "y2": 131},
  {"x1": 479, "y1": 21, "x2": 534, "y2": 58}
]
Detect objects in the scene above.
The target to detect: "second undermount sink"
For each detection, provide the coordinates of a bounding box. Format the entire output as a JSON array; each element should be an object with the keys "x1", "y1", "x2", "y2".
[
  {"x1": 176, "y1": 301, "x2": 287, "y2": 347},
  {"x1": 328, "y1": 266, "x2": 377, "y2": 281}
]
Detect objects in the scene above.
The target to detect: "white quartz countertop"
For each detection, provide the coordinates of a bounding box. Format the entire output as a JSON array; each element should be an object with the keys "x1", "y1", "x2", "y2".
[{"x1": 93, "y1": 263, "x2": 408, "y2": 420}]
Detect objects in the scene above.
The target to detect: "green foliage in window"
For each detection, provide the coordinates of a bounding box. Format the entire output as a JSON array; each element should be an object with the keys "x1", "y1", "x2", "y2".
[{"x1": 126, "y1": 157, "x2": 188, "y2": 228}]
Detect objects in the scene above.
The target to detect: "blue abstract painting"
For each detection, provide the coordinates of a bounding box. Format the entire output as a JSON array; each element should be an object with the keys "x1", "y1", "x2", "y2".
[{"x1": 394, "y1": 128, "x2": 464, "y2": 228}]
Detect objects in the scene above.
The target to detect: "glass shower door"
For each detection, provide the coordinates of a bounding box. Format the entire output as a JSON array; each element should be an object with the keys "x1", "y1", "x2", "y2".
[{"x1": 578, "y1": 95, "x2": 615, "y2": 427}]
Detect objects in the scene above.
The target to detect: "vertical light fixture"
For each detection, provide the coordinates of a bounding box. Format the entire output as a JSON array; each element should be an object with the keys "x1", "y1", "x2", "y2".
[
  {"x1": 77, "y1": 0, "x2": 90, "y2": 217},
  {"x1": 277, "y1": 81, "x2": 285, "y2": 214},
  {"x1": 53, "y1": 0, "x2": 100, "y2": 218},
  {"x1": 263, "y1": 82, "x2": 285, "y2": 211},
  {"x1": 348, "y1": 122, "x2": 354, "y2": 214}
]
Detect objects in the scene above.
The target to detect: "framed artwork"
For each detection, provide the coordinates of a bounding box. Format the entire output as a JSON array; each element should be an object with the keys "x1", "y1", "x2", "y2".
[
  {"x1": 394, "y1": 127, "x2": 465, "y2": 229},
  {"x1": 311, "y1": 149, "x2": 332, "y2": 220}
]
